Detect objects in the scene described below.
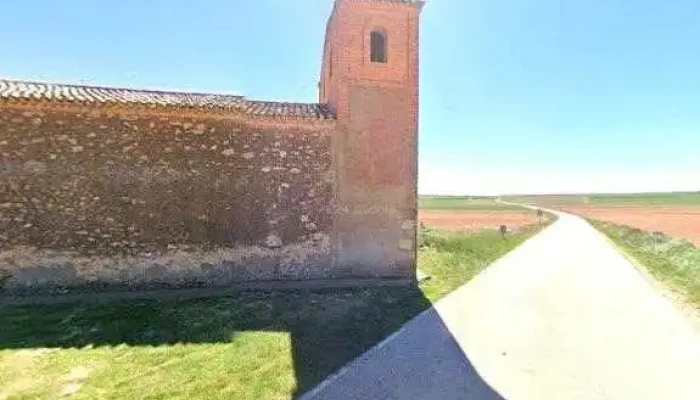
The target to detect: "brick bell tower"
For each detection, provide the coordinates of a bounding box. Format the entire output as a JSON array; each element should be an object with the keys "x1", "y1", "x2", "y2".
[{"x1": 320, "y1": 0, "x2": 424, "y2": 281}]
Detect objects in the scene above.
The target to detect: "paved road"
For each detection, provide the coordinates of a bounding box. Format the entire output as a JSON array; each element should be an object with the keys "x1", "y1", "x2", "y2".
[{"x1": 300, "y1": 211, "x2": 700, "y2": 400}]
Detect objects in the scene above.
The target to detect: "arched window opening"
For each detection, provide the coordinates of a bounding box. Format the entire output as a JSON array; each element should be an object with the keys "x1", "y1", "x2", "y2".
[{"x1": 370, "y1": 30, "x2": 387, "y2": 63}]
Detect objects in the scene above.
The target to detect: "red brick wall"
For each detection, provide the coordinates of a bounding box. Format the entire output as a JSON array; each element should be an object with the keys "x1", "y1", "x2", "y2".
[
  {"x1": 321, "y1": 0, "x2": 422, "y2": 276},
  {"x1": 321, "y1": 0, "x2": 422, "y2": 118}
]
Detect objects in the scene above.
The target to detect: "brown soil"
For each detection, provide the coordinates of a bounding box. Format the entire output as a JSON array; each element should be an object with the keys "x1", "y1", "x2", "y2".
[
  {"x1": 419, "y1": 210, "x2": 538, "y2": 232},
  {"x1": 562, "y1": 206, "x2": 700, "y2": 246}
]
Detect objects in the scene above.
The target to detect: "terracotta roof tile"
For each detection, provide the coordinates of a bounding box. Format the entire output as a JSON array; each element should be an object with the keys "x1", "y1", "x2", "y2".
[
  {"x1": 0, "y1": 79, "x2": 334, "y2": 120},
  {"x1": 341, "y1": 0, "x2": 424, "y2": 6}
]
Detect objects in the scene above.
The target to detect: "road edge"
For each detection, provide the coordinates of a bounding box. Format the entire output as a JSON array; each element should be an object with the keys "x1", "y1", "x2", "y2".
[
  {"x1": 588, "y1": 219, "x2": 700, "y2": 333},
  {"x1": 502, "y1": 199, "x2": 700, "y2": 334},
  {"x1": 297, "y1": 209, "x2": 557, "y2": 400}
]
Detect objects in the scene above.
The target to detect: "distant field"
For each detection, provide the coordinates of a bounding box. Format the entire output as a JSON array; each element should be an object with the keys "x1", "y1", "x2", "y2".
[
  {"x1": 504, "y1": 192, "x2": 700, "y2": 207},
  {"x1": 418, "y1": 196, "x2": 541, "y2": 231},
  {"x1": 419, "y1": 196, "x2": 520, "y2": 210},
  {"x1": 503, "y1": 192, "x2": 700, "y2": 245}
]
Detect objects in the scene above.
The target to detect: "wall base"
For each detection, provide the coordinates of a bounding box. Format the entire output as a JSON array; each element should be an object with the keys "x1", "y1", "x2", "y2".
[{"x1": 0, "y1": 277, "x2": 417, "y2": 305}]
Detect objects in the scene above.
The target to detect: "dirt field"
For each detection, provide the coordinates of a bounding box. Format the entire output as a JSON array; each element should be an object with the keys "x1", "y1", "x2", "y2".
[
  {"x1": 419, "y1": 210, "x2": 539, "y2": 232},
  {"x1": 562, "y1": 206, "x2": 700, "y2": 246}
]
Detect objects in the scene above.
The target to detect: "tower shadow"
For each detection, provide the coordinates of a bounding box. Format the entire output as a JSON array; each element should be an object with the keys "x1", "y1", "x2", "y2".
[{"x1": 0, "y1": 286, "x2": 505, "y2": 399}]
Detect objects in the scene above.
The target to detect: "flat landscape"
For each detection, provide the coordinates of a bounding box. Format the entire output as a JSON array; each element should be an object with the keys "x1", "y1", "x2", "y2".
[
  {"x1": 506, "y1": 192, "x2": 700, "y2": 245},
  {"x1": 419, "y1": 196, "x2": 541, "y2": 232}
]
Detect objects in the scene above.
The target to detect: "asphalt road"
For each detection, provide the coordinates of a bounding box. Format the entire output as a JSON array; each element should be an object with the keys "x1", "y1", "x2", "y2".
[{"x1": 300, "y1": 211, "x2": 700, "y2": 400}]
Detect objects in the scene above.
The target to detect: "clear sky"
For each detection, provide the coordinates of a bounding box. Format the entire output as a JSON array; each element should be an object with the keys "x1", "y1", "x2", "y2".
[{"x1": 2, "y1": 0, "x2": 699, "y2": 195}]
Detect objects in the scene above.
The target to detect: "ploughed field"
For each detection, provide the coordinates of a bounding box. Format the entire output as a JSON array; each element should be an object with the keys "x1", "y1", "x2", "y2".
[
  {"x1": 506, "y1": 192, "x2": 700, "y2": 246},
  {"x1": 419, "y1": 196, "x2": 540, "y2": 232},
  {"x1": 561, "y1": 206, "x2": 700, "y2": 246}
]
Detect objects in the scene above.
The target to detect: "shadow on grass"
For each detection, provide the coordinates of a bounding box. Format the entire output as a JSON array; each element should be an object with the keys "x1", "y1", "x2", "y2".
[{"x1": 0, "y1": 286, "x2": 505, "y2": 399}]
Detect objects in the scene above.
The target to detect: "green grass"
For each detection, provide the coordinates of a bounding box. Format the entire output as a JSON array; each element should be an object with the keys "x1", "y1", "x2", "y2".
[
  {"x1": 504, "y1": 191, "x2": 700, "y2": 207},
  {"x1": 0, "y1": 223, "x2": 549, "y2": 400},
  {"x1": 419, "y1": 196, "x2": 522, "y2": 211},
  {"x1": 592, "y1": 220, "x2": 700, "y2": 308},
  {"x1": 417, "y1": 224, "x2": 546, "y2": 300}
]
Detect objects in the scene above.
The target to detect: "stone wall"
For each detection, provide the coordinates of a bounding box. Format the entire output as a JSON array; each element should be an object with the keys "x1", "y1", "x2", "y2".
[{"x1": 0, "y1": 104, "x2": 336, "y2": 294}]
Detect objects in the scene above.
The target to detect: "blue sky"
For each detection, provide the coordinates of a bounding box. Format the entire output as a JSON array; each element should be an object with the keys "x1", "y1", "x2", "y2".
[{"x1": 2, "y1": 0, "x2": 699, "y2": 195}]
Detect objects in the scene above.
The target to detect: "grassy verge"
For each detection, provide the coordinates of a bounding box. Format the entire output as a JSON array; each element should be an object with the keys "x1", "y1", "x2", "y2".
[
  {"x1": 0, "y1": 222, "x2": 550, "y2": 400},
  {"x1": 591, "y1": 220, "x2": 700, "y2": 308},
  {"x1": 417, "y1": 223, "x2": 547, "y2": 301}
]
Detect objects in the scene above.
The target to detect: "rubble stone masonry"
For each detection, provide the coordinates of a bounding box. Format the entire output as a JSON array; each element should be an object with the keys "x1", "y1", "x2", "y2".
[{"x1": 0, "y1": 103, "x2": 337, "y2": 294}]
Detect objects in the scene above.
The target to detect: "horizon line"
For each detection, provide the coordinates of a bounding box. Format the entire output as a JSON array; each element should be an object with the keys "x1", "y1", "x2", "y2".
[{"x1": 418, "y1": 190, "x2": 700, "y2": 198}]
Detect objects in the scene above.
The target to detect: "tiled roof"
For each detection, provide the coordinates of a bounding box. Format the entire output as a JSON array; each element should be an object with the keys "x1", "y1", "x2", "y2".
[
  {"x1": 341, "y1": 0, "x2": 424, "y2": 5},
  {"x1": 0, "y1": 79, "x2": 334, "y2": 120}
]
